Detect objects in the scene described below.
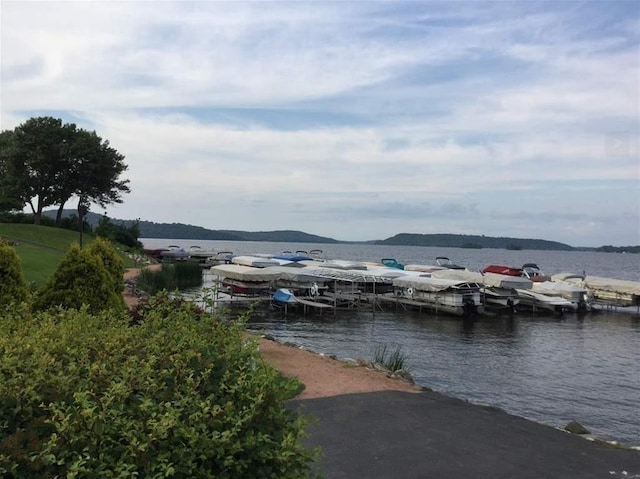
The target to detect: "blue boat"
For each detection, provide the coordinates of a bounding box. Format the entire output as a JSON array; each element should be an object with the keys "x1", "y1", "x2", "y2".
[
  {"x1": 381, "y1": 258, "x2": 405, "y2": 270},
  {"x1": 272, "y1": 288, "x2": 299, "y2": 304}
]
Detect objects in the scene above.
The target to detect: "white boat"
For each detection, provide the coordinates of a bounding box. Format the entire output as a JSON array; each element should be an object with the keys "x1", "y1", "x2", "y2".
[
  {"x1": 435, "y1": 256, "x2": 466, "y2": 270},
  {"x1": 203, "y1": 251, "x2": 234, "y2": 267},
  {"x1": 159, "y1": 245, "x2": 189, "y2": 261},
  {"x1": 515, "y1": 289, "x2": 574, "y2": 315},
  {"x1": 392, "y1": 276, "x2": 483, "y2": 317},
  {"x1": 530, "y1": 281, "x2": 591, "y2": 312},
  {"x1": 552, "y1": 273, "x2": 640, "y2": 308},
  {"x1": 431, "y1": 270, "x2": 528, "y2": 313}
]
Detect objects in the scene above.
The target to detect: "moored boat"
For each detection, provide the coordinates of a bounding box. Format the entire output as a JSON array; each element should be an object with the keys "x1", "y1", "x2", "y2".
[
  {"x1": 552, "y1": 273, "x2": 640, "y2": 308},
  {"x1": 432, "y1": 269, "x2": 528, "y2": 313},
  {"x1": 515, "y1": 289, "x2": 574, "y2": 315},
  {"x1": 392, "y1": 275, "x2": 483, "y2": 318}
]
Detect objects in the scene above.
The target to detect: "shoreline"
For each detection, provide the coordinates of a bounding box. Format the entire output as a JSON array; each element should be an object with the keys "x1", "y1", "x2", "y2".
[{"x1": 122, "y1": 267, "x2": 639, "y2": 450}]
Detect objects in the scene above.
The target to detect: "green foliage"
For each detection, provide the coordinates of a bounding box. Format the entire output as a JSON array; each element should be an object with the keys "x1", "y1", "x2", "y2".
[
  {"x1": 94, "y1": 214, "x2": 141, "y2": 249},
  {"x1": 0, "y1": 240, "x2": 29, "y2": 307},
  {"x1": 85, "y1": 237, "x2": 125, "y2": 295},
  {"x1": 33, "y1": 243, "x2": 125, "y2": 314},
  {"x1": 373, "y1": 343, "x2": 410, "y2": 373},
  {"x1": 0, "y1": 298, "x2": 317, "y2": 478},
  {"x1": 137, "y1": 262, "x2": 203, "y2": 295}
]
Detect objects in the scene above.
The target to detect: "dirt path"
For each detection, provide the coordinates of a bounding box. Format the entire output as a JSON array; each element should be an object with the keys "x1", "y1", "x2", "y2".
[{"x1": 258, "y1": 338, "x2": 421, "y2": 399}]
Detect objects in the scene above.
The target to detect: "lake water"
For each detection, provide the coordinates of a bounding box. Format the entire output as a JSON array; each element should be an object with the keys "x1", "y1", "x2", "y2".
[{"x1": 143, "y1": 239, "x2": 640, "y2": 446}]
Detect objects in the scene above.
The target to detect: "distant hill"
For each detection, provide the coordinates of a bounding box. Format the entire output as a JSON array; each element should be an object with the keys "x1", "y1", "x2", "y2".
[
  {"x1": 42, "y1": 211, "x2": 339, "y2": 243},
  {"x1": 43, "y1": 210, "x2": 577, "y2": 250},
  {"x1": 218, "y1": 230, "x2": 340, "y2": 243},
  {"x1": 375, "y1": 233, "x2": 574, "y2": 251}
]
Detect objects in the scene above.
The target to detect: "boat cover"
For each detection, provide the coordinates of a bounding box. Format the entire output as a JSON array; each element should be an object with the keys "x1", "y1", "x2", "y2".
[
  {"x1": 231, "y1": 255, "x2": 283, "y2": 268},
  {"x1": 210, "y1": 264, "x2": 282, "y2": 282},
  {"x1": 552, "y1": 274, "x2": 640, "y2": 296},
  {"x1": 262, "y1": 265, "x2": 328, "y2": 283},
  {"x1": 300, "y1": 266, "x2": 393, "y2": 283},
  {"x1": 531, "y1": 281, "x2": 587, "y2": 296},
  {"x1": 431, "y1": 270, "x2": 532, "y2": 289},
  {"x1": 393, "y1": 276, "x2": 481, "y2": 292},
  {"x1": 404, "y1": 264, "x2": 447, "y2": 273},
  {"x1": 273, "y1": 253, "x2": 312, "y2": 262},
  {"x1": 516, "y1": 289, "x2": 573, "y2": 306},
  {"x1": 300, "y1": 259, "x2": 368, "y2": 270}
]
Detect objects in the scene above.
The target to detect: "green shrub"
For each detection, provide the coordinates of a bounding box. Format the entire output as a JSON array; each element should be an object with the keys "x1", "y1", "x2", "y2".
[
  {"x1": 0, "y1": 300, "x2": 316, "y2": 478},
  {"x1": 0, "y1": 240, "x2": 29, "y2": 307},
  {"x1": 33, "y1": 243, "x2": 125, "y2": 314},
  {"x1": 86, "y1": 237, "x2": 125, "y2": 294}
]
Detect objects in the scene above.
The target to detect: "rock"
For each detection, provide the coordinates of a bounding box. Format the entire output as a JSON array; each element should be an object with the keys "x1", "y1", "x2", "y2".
[
  {"x1": 565, "y1": 420, "x2": 591, "y2": 435},
  {"x1": 392, "y1": 370, "x2": 415, "y2": 385},
  {"x1": 356, "y1": 357, "x2": 369, "y2": 367}
]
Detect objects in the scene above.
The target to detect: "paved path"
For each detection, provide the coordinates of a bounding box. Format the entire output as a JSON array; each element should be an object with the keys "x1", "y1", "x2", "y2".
[{"x1": 292, "y1": 391, "x2": 640, "y2": 479}]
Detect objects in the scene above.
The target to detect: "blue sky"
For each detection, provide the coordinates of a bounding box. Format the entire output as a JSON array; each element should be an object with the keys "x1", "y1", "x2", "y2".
[{"x1": 1, "y1": 1, "x2": 638, "y2": 246}]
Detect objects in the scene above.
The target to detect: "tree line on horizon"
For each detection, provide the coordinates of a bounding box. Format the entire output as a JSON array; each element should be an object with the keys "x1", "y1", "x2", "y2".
[{"x1": 47, "y1": 210, "x2": 640, "y2": 252}]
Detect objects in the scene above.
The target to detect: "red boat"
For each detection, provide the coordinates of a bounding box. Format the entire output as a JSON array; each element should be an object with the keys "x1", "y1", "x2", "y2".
[{"x1": 482, "y1": 265, "x2": 523, "y2": 276}]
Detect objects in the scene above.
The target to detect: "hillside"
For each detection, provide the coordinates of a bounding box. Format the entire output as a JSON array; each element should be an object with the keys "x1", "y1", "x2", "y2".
[
  {"x1": 43, "y1": 209, "x2": 577, "y2": 250},
  {"x1": 376, "y1": 233, "x2": 574, "y2": 251}
]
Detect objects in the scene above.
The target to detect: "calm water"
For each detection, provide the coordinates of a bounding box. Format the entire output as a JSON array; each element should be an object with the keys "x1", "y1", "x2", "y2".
[{"x1": 143, "y1": 239, "x2": 640, "y2": 445}]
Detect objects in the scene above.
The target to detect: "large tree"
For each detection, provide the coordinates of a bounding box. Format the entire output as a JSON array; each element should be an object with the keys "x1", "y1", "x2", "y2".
[
  {"x1": 1, "y1": 117, "x2": 130, "y2": 225},
  {"x1": 0, "y1": 130, "x2": 28, "y2": 213}
]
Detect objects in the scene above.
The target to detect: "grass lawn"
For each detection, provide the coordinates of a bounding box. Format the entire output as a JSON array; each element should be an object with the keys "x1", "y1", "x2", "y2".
[
  {"x1": 1, "y1": 223, "x2": 137, "y2": 287},
  {"x1": 14, "y1": 244, "x2": 65, "y2": 286}
]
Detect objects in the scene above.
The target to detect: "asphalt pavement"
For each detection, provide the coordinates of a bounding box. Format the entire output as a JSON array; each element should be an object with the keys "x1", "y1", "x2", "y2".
[{"x1": 291, "y1": 390, "x2": 640, "y2": 479}]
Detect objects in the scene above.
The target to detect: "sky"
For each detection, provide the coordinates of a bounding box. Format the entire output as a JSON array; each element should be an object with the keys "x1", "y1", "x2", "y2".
[{"x1": 1, "y1": 1, "x2": 639, "y2": 247}]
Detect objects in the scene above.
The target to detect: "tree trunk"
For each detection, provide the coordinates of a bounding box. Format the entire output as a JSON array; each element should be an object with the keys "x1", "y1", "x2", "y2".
[
  {"x1": 78, "y1": 198, "x2": 89, "y2": 248},
  {"x1": 55, "y1": 201, "x2": 67, "y2": 226},
  {"x1": 34, "y1": 199, "x2": 42, "y2": 225}
]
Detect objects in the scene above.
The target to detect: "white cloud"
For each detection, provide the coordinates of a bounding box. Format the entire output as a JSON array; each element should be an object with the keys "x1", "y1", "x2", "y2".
[{"x1": 1, "y1": 1, "x2": 638, "y2": 246}]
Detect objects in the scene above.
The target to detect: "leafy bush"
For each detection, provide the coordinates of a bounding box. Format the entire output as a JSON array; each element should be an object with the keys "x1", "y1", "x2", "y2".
[
  {"x1": 0, "y1": 240, "x2": 29, "y2": 307},
  {"x1": 33, "y1": 243, "x2": 125, "y2": 314},
  {"x1": 0, "y1": 300, "x2": 316, "y2": 478},
  {"x1": 94, "y1": 214, "x2": 141, "y2": 249},
  {"x1": 86, "y1": 237, "x2": 125, "y2": 294}
]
